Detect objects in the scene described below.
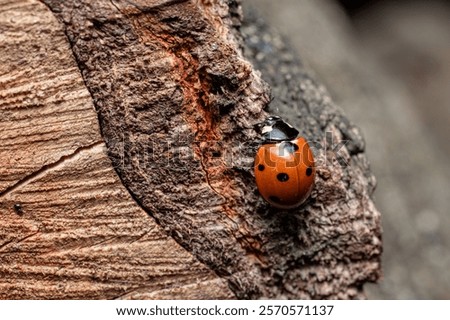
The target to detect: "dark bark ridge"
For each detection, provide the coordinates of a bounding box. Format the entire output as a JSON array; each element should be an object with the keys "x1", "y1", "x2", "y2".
[{"x1": 41, "y1": 0, "x2": 381, "y2": 299}]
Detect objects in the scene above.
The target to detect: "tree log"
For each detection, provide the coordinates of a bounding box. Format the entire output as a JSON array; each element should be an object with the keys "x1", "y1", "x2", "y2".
[{"x1": 0, "y1": 0, "x2": 382, "y2": 299}]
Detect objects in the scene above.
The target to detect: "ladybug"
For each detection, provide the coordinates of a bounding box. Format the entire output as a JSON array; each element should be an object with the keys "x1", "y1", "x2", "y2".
[{"x1": 254, "y1": 116, "x2": 315, "y2": 209}]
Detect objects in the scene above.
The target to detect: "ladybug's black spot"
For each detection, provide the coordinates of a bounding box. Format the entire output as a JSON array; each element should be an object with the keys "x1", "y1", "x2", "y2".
[
  {"x1": 258, "y1": 164, "x2": 265, "y2": 171},
  {"x1": 277, "y1": 173, "x2": 289, "y2": 182},
  {"x1": 282, "y1": 141, "x2": 299, "y2": 154},
  {"x1": 269, "y1": 196, "x2": 281, "y2": 203},
  {"x1": 306, "y1": 167, "x2": 313, "y2": 176}
]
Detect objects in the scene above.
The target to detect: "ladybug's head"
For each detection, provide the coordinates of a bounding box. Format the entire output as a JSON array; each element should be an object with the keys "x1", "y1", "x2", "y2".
[{"x1": 257, "y1": 116, "x2": 299, "y2": 143}]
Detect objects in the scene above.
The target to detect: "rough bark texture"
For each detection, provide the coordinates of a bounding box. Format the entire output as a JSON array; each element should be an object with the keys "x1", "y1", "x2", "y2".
[{"x1": 0, "y1": 0, "x2": 382, "y2": 299}]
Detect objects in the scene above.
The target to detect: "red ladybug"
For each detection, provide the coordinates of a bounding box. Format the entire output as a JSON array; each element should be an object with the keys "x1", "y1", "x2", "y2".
[{"x1": 254, "y1": 116, "x2": 315, "y2": 209}]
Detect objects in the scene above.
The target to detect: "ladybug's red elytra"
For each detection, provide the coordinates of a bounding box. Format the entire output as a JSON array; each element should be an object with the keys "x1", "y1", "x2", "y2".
[{"x1": 254, "y1": 116, "x2": 315, "y2": 209}]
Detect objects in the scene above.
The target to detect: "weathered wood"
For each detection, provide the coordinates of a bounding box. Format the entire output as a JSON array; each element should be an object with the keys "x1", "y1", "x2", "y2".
[
  {"x1": 0, "y1": 0, "x2": 233, "y2": 299},
  {"x1": 0, "y1": 0, "x2": 381, "y2": 299}
]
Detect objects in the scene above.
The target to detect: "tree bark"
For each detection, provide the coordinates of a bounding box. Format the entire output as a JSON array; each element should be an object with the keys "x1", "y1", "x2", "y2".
[{"x1": 0, "y1": 0, "x2": 382, "y2": 299}]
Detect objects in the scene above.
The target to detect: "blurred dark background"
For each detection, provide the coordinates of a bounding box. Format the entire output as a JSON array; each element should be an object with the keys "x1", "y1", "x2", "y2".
[{"x1": 245, "y1": 0, "x2": 450, "y2": 299}]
